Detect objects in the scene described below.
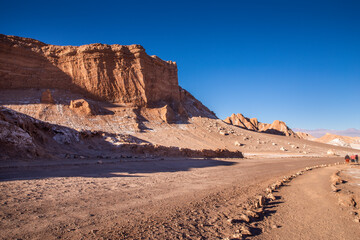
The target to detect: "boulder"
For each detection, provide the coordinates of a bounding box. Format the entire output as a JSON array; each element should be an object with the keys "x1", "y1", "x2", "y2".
[
  {"x1": 327, "y1": 149, "x2": 336, "y2": 155},
  {"x1": 69, "y1": 99, "x2": 95, "y2": 116},
  {"x1": 159, "y1": 105, "x2": 176, "y2": 123},
  {"x1": 40, "y1": 89, "x2": 54, "y2": 104},
  {"x1": 280, "y1": 147, "x2": 287, "y2": 151},
  {"x1": 234, "y1": 141, "x2": 242, "y2": 146}
]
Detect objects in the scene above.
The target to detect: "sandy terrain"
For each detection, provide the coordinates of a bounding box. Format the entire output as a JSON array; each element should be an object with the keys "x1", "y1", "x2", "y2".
[
  {"x1": 254, "y1": 165, "x2": 360, "y2": 240},
  {"x1": 0, "y1": 156, "x2": 343, "y2": 239}
]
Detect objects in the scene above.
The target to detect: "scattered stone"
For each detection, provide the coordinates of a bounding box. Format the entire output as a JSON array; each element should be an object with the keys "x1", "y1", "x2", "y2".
[
  {"x1": 258, "y1": 195, "x2": 266, "y2": 207},
  {"x1": 327, "y1": 149, "x2": 336, "y2": 155},
  {"x1": 245, "y1": 210, "x2": 258, "y2": 219},
  {"x1": 240, "y1": 225, "x2": 251, "y2": 235},
  {"x1": 272, "y1": 142, "x2": 277, "y2": 146},
  {"x1": 234, "y1": 141, "x2": 242, "y2": 146},
  {"x1": 232, "y1": 233, "x2": 242, "y2": 238},
  {"x1": 280, "y1": 147, "x2": 287, "y2": 151},
  {"x1": 271, "y1": 224, "x2": 280, "y2": 229},
  {"x1": 330, "y1": 184, "x2": 339, "y2": 192},
  {"x1": 219, "y1": 130, "x2": 229, "y2": 136},
  {"x1": 267, "y1": 193, "x2": 276, "y2": 201},
  {"x1": 239, "y1": 214, "x2": 250, "y2": 223}
]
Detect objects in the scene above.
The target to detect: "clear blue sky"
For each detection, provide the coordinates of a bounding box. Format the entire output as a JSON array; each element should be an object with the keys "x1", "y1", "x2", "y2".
[{"x1": 1, "y1": 0, "x2": 359, "y2": 130}]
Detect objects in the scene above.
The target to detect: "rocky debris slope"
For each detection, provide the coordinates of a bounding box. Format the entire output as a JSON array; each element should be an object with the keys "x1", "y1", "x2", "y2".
[
  {"x1": 316, "y1": 133, "x2": 360, "y2": 150},
  {"x1": 224, "y1": 113, "x2": 298, "y2": 137},
  {"x1": 0, "y1": 106, "x2": 242, "y2": 160},
  {"x1": 0, "y1": 106, "x2": 78, "y2": 159}
]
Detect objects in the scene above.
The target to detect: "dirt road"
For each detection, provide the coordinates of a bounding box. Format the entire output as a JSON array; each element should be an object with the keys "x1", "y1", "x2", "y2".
[
  {"x1": 255, "y1": 165, "x2": 360, "y2": 240},
  {"x1": 0, "y1": 157, "x2": 342, "y2": 239}
]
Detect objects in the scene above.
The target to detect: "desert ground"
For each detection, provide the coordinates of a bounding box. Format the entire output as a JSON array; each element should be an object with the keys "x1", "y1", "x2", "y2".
[{"x1": 1, "y1": 156, "x2": 359, "y2": 239}]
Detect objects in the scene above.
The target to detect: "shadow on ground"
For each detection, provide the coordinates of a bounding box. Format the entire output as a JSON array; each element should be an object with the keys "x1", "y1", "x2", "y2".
[{"x1": 0, "y1": 157, "x2": 237, "y2": 181}]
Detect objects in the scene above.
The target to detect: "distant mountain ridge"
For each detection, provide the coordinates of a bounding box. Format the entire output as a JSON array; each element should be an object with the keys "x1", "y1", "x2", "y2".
[
  {"x1": 224, "y1": 113, "x2": 298, "y2": 137},
  {"x1": 292, "y1": 128, "x2": 360, "y2": 138}
]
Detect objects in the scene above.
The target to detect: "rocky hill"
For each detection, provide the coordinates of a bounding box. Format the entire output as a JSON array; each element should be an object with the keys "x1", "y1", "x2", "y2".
[
  {"x1": 315, "y1": 133, "x2": 360, "y2": 150},
  {"x1": 224, "y1": 113, "x2": 298, "y2": 137}
]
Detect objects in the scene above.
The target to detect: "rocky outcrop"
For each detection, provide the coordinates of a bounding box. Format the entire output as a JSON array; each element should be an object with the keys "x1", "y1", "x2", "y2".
[
  {"x1": 159, "y1": 105, "x2": 176, "y2": 123},
  {"x1": 0, "y1": 34, "x2": 179, "y2": 107},
  {"x1": 69, "y1": 99, "x2": 95, "y2": 116},
  {"x1": 296, "y1": 132, "x2": 316, "y2": 140},
  {"x1": 40, "y1": 89, "x2": 55, "y2": 104},
  {"x1": 224, "y1": 113, "x2": 298, "y2": 137}
]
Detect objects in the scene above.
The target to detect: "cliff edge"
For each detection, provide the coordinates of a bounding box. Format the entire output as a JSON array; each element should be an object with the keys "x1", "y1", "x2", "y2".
[{"x1": 0, "y1": 34, "x2": 180, "y2": 108}]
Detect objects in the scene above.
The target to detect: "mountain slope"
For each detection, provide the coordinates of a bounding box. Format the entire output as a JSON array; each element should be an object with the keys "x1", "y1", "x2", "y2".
[{"x1": 224, "y1": 113, "x2": 298, "y2": 137}]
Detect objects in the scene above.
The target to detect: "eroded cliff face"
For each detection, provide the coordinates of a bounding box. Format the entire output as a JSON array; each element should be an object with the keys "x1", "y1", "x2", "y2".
[
  {"x1": 0, "y1": 34, "x2": 179, "y2": 107},
  {"x1": 224, "y1": 113, "x2": 298, "y2": 137}
]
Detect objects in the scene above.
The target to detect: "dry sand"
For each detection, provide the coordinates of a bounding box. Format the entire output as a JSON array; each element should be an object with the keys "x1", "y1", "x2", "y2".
[
  {"x1": 254, "y1": 164, "x2": 360, "y2": 240},
  {"x1": 0, "y1": 156, "x2": 345, "y2": 239}
]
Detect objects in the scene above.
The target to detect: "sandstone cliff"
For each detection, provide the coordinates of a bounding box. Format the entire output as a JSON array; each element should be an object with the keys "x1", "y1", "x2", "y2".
[
  {"x1": 0, "y1": 34, "x2": 180, "y2": 108},
  {"x1": 224, "y1": 113, "x2": 298, "y2": 137}
]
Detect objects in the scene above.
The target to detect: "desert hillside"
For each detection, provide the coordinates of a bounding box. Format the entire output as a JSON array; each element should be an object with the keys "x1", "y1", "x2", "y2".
[
  {"x1": 315, "y1": 133, "x2": 360, "y2": 150},
  {"x1": 0, "y1": 34, "x2": 357, "y2": 161}
]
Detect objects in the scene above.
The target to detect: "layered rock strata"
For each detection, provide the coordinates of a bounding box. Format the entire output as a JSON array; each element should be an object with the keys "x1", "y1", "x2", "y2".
[{"x1": 0, "y1": 34, "x2": 179, "y2": 107}]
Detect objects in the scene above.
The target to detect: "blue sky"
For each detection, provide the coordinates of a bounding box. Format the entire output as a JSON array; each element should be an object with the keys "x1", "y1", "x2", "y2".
[{"x1": 1, "y1": 0, "x2": 359, "y2": 130}]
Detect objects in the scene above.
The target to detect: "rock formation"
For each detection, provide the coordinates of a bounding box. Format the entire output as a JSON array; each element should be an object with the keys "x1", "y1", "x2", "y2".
[
  {"x1": 224, "y1": 113, "x2": 298, "y2": 137},
  {"x1": 159, "y1": 105, "x2": 176, "y2": 123},
  {"x1": 40, "y1": 89, "x2": 55, "y2": 104},
  {"x1": 0, "y1": 34, "x2": 179, "y2": 108},
  {"x1": 296, "y1": 132, "x2": 316, "y2": 140},
  {"x1": 69, "y1": 99, "x2": 95, "y2": 116}
]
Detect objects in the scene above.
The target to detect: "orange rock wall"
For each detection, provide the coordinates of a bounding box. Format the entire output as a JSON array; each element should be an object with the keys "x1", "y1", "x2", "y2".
[
  {"x1": 225, "y1": 113, "x2": 298, "y2": 137},
  {"x1": 0, "y1": 34, "x2": 179, "y2": 106}
]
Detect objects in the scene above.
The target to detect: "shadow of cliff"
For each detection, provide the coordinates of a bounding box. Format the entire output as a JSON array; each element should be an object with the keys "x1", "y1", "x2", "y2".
[
  {"x1": 0, "y1": 158, "x2": 236, "y2": 181},
  {"x1": 261, "y1": 129, "x2": 287, "y2": 136},
  {"x1": 0, "y1": 107, "x2": 237, "y2": 181}
]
